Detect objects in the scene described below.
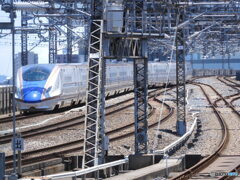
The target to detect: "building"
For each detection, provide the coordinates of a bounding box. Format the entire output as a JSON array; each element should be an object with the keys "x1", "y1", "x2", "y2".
[
  {"x1": 15, "y1": 52, "x2": 38, "y2": 76},
  {"x1": 0, "y1": 75, "x2": 7, "y2": 84}
]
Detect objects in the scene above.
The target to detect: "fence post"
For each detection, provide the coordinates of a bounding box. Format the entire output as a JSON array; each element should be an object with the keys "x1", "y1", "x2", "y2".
[
  {"x1": 5, "y1": 88, "x2": 8, "y2": 114},
  {"x1": 0, "y1": 88, "x2": 2, "y2": 115},
  {"x1": 9, "y1": 87, "x2": 13, "y2": 113},
  {"x1": 1, "y1": 88, "x2": 4, "y2": 114},
  {"x1": 6, "y1": 87, "x2": 9, "y2": 114}
]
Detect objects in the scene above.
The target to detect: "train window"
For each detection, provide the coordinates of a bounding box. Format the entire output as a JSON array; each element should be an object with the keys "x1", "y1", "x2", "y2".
[{"x1": 23, "y1": 67, "x2": 51, "y2": 81}]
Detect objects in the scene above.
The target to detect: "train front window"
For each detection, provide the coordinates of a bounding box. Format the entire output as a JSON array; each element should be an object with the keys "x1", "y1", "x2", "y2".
[{"x1": 23, "y1": 67, "x2": 51, "y2": 81}]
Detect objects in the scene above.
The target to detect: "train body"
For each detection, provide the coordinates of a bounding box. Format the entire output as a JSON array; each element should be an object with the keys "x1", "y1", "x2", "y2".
[{"x1": 15, "y1": 62, "x2": 192, "y2": 112}]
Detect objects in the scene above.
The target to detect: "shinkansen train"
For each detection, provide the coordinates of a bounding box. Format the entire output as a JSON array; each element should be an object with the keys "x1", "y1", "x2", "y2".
[{"x1": 15, "y1": 62, "x2": 192, "y2": 112}]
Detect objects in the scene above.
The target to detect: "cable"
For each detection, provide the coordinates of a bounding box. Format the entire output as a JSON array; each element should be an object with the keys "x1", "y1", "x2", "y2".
[{"x1": 152, "y1": 13, "x2": 179, "y2": 152}]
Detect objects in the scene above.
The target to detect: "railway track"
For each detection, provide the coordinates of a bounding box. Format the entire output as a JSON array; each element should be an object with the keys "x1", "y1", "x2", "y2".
[
  {"x1": 215, "y1": 77, "x2": 240, "y2": 109},
  {"x1": 0, "y1": 97, "x2": 134, "y2": 144},
  {"x1": 5, "y1": 89, "x2": 174, "y2": 174},
  {"x1": 223, "y1": 77, "x2": 240, "y2": 87},
  {"x1": 221, "y1": 77, "x2": 240, "y2": 107},
  {"x1": 171, "y1": 80, "x2": 240, "y2": 180},
  {"x1": 217, "y1": 77, "x2": 240, "y2": 93},
  {"x1": 0, "y1": 112, "x2": 44, "y2": 124},
  {"x1": 0, "y1": 88, "x2": 168, "y2": 144},
  {"x1": 211, "y1": 77, "x2": 239, "y2": 107}
]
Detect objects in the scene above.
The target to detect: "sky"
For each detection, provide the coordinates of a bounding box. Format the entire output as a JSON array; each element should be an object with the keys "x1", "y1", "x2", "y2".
[
  {"x1": 0, "y1": 5, "x2": 83, "y2": 77},
  {"x1": 0, "y1": 8, "x2": 48, "y2": 77}
]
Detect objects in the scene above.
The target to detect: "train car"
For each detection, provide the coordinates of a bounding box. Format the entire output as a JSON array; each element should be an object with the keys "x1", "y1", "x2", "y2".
[{"x1": 15, "y1": 62, "x2": 192, "y2": 112}]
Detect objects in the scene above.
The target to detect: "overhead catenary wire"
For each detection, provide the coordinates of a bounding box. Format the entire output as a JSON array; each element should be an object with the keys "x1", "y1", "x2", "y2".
[{"x1": 152, "y1": 13, "x2": 179, "y2": 152}]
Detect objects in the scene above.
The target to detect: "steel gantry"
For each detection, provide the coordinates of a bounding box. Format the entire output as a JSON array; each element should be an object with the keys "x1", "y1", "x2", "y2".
[
  {"x1": 67, "y1": 7, "x2": 73, "y2": 63},
  {"x1": 134, "y1": 57, "x2": 148, "y2": 154},
  {"x1": 21, "y1": 10, "x2": 28, "y2": 66},
  {"x1": 82, "y1": 0, "x2": 108, "y2": 168},
  {"x1": 82, "y1": 20, "x2": 108, "y2": 168},
  {"x1": 176, "y1": 10, "x2": 186, "y2": 136},
  {"x1": 126, "y1": 0, "x2": 150, "y2": 155},
  {"x1": 48, "y1": 3, "x2": 56, "y2": 64},
  {"x1": 49, "y1": 21, "x2": 56, "y2": 64}
]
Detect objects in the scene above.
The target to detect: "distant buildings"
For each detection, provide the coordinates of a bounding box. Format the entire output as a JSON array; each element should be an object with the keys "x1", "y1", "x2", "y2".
[
  {"x1": 0, "y1": 74, "x2": 7, "y2": 84},
  {"x1": 15, "y1": 52, "x2": 38, "y2": 73}
]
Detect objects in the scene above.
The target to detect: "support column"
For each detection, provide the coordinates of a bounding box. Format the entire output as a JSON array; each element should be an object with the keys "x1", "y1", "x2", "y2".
[
  {"x1": 49, "y1": 24, "x2": 55, "y2": 64},
  {"x1": 134, "y1": 58, "x2": 148, "y2": 154},
  {"x1": 82, "y1": 20, "x2": 107, "y2": 168},
  {"x1": 176, "y1": 11, "x2": 186, "y2": 136},
  {"x1": 21, "y1": 11, "x2": 28, "y2": 66},
  {"x1": 67, "y1": 13, "x2": 73, "y2": 63},
  {"x1": 55, "y1": 30, "x2": 58, "y2": 61}
]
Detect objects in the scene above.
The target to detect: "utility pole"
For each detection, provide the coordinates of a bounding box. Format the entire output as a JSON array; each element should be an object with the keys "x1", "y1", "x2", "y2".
[{"x1": 11, "y1": 0, "x2": 17, "y2": 178}]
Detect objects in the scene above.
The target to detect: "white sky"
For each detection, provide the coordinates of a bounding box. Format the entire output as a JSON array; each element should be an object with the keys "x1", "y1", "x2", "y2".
[
  {"x1": 0, "y1": 8, "x2": 48, "y2": 77},
  {"x1": 0, "y1": 6, "x2": 83, "y2": 77}
]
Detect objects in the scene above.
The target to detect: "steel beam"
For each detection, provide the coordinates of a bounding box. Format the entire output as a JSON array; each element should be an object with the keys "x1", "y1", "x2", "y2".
[
  {"x1": 125, "y1": 0, "x2": 149, "y2": 154},
  {"x1": 176, "y1": 11, "x2": 186, "y2": 136},
  {"x1": 134, "y1": 58, "x2": 148, "y2": 154},
  {"x1": 82, "y1": 20, "x2": 107, "y2": 168},
  {"x1": 67, "y1": 14, "x2": 73, "y2": 63},
  {"x1": 21, "y1": 10, "x2": 28, "y2": 66},
  {"x1": 49, "y1": 21, "x2": 56, "y2": 64}
]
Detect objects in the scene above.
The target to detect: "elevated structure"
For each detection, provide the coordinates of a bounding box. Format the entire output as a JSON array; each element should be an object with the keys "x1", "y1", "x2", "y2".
[{"x1": 1, "y1": 0, "x2": 240, "y2": 174}]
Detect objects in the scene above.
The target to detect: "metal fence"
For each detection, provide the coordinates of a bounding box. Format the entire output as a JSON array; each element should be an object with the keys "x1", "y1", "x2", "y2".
[
  {"x1": 0, "y1": 86, "x2": 13, "y2": 115},
  {"x1": 193, "y1": 69, "x2": 236, "y2": 77}
]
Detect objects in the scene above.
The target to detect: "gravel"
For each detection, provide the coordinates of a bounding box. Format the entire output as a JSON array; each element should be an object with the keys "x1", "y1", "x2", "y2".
[
  {"x1": 3, "y1": 77, "x2": 238, "y2": 160},
  {"x1": 175, "y1": 77, "x2": 240, "y2": 157},
  {"x1": 0, "y1": 93, "x2": 136, "y2": 156}
]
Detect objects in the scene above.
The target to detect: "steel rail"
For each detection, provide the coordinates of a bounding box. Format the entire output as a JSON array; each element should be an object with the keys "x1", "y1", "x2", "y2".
[
  {"x1": 171, "y1": 82, "x2": 229, "y2": 180},
  {"x1": 0, "y1": 97, "x2": 134, "y2": 144},
  {"x1": 215, "y1": 77, "x2": 240, "y2": 107},
  {"x1": 214, "y1": 77, "x2": 239, "y2": 106},
  {"x1": 5, "y1": 90, "x2": 173, "y2": 173},
  {"x1": 1, "y1": 87, "x2": 166, "y2": 144},
  {"x1": 0, "y1": 112, "x2": 43, "y2": 124}
]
